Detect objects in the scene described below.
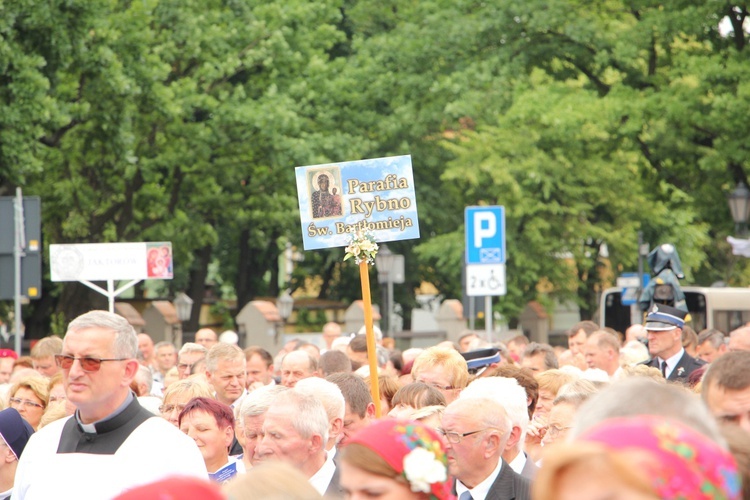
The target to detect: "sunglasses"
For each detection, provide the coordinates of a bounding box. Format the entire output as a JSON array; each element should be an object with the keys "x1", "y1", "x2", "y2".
[{"x1": 54, "y1": 354, "x2": 128, "y2": 372}]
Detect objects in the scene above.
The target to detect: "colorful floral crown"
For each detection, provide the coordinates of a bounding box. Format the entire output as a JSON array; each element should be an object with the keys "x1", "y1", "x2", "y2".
[{"x1": 348, "y1": 419, "x2": 452, "y2": 500}]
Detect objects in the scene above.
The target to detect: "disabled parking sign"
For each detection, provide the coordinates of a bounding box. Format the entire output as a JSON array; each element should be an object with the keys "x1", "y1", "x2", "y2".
[{"x1": 465, "y1": 206, "x2": 506, "y2": 296}]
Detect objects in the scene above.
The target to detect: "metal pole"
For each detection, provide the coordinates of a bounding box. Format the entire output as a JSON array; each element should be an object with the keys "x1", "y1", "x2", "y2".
[
  {"x1": 387, "y1": 277, "x2": 394, "y2": 335},
  {"x1": 485, "y1": 296, "x2": 493, "y2": 339},
  {"x1": 380, "y1": 280, "x2": 389, "y2": 335},
  {"x1": 13, "y1": 188, "x2": 25, "y2": 356},
  {"x1": 469, "y1": 297, "x2": 475, "y2": 330}
]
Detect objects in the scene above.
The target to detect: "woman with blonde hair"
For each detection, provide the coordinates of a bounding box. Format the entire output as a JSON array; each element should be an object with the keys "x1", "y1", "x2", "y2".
[
  {"x1": 8, "y1": 373, "x2": 48, "y2": 430},
  {"x1": 159, "y1": 377, "x2": 214, "y2": 427}
]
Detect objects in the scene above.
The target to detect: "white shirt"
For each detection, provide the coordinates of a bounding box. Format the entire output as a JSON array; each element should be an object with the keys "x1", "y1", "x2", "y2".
[
  {"x1": 455, "y1": 456, "x2": 503, "y2": 500},
  {"x1": 508, "y1": 450, "x2": 527, "y2": 476},
  {"x1": 658, "y1": 348, "x2": 685, "y2": 379},
  {"x1": 309, "y1": 451, "x2": 337, "y2": 496}
]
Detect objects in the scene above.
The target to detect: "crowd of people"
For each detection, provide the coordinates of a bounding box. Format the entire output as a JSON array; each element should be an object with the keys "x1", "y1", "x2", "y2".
[{"x1": 0, "y1": 302, "x2": 748, "y2": 499}]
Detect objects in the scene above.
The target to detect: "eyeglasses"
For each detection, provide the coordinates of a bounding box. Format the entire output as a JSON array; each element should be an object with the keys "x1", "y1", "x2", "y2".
[
  {"x1": 49, "y1": 395, "x2": 67, "y2": 403},
  {"x1": 159, "y1": 403, "x2": 187, "y2": 414},
  {"x1": 9, "y1": 398, "x2": 44, "y2": 409},
  {"x1": 546, "y1": 424, "x2": 573, "y2": 438},
  {"x1": 55, "y1": 354, "x2": 128, "y2": 372},
  {"x1": 437, "y1": 428, "x2": 496, "y2": 444},
  {"x1": 416, "y1": 379, "x2": 457, "y2": 391},
  {"x1": 177, "y1": 362, "x2": 194, "y2": 371}
]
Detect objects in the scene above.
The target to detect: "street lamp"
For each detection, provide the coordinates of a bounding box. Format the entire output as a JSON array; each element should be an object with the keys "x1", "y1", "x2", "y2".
[
  {"x1": 729, "y1": 182, "x2": 750, "y2": 236},
  {"x1": 172, "y1": 292, "x2": 193, "y2": 345},
  {"x1": 277, "y1": 290, "x2": 294, "y2": 323},
  {"x1": 375, "y1": 244, "x2": 404, "y2": 336}
]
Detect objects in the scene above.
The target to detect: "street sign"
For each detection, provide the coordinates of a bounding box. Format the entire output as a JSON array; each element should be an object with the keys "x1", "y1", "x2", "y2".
[
  {"x1": 618, "y1": 272, "x2": 649, "y2": 306},
  {"x1": 465, "y1": 206, "x2": 505, "y2": 264},
  {"x1": 466, "y1": 264, "x2": 506, "y2": 296},
  {"x1": 0, "y1": 196, "x2": 42, "y2": 300}
]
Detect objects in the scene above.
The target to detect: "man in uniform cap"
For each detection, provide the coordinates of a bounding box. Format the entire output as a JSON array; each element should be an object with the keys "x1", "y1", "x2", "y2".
[
  {"x1": 642, "y1": 303, "x2": 705, "y2": 381},
  {"x1": 0, "y1": 407, "x2": 33, "y2": 499}
]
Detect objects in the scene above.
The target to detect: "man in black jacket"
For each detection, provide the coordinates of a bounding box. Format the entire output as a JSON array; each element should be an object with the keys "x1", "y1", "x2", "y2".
[
  {"x1": 642, "y1": 303, "x2": 705, "y2": 382},
  {"x1": 442, "y1": 397, "x2": 531, "y2": 500}
]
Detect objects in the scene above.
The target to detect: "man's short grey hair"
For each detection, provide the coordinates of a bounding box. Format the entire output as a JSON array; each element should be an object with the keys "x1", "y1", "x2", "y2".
[
  {"x1": 178, "y1": 342, "x2": 207, "y2": 357},
  {"x1": 376, "y1": 346, "x2": 389, "y2": 368},
  {"x1": 524, "y1": 342, "x2": 558, "y2": 370},
  {"x1": 554, "y1": 379, "x2": 599, "y2": 408},
  {"x1": 239, "y1": 385, "x2": 288, "y2": 419},
  {"x1": 205, "y1": 343, "x2": 244, "y2": 373},
  {"x1": 135, "y1": 365, "x2": 153, "y2": 393},
  {"x1": 460, "y1": 377, "x2": 529, "y2": 436},
  {"x1": 294, "y1": 377, "x2": 345, "y2": 421},
  {"x1": 67, "y1": 310, "x2": 137, "y2": 358},
  {"x1": 446, "y1": 397, "x2": 512, "y2": 442},
  {"x1": 697, "y1": 329, "x2": 726, "y2": 349},
  {"x1": 154, "y1": 341, "x2": 175, "y2": 352},
  {"x1": 571, "y1": 378, "x2": 725, "y2": 446},
  {"x1": 269, "y1": 390, "x2": 329, "y2": 443}
]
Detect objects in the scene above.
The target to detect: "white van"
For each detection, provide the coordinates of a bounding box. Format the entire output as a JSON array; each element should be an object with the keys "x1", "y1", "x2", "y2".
[{"x1": 599, "y1": 286, "x2": 750, "y2": 334}]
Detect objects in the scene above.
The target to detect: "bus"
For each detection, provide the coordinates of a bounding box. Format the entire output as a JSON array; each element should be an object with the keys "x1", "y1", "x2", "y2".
[{"x1": 599, "y1": 286, "x2": 750, "y2": 334}]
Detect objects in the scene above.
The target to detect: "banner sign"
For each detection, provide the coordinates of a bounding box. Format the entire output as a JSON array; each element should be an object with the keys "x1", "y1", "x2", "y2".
[
  {"x1": 295, "y1": 155, "x2": 420, "y2": 250},
  {"x1": 50, "y1": 242, "x2": 173, "y2": 281}
]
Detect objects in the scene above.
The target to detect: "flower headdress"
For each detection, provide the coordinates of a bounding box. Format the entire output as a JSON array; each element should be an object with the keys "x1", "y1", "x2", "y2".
[{"x1": 346, "y1": 419, "x2": 453, "y2": 500}]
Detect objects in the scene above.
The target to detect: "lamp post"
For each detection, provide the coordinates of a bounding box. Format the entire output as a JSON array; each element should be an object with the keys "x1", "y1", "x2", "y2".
[
  {"x1": 172, "y1": 292, "x2": 193, "y2": 345},
  {"x1": 729, "y1": 182, "x2": 750, "y2": 237},
  {"x1": 375, "y1": 244, "x2": 404, "y2": 336},
  {"x1": 277, "y1": 290, "x2": 294, "y2": 325}
]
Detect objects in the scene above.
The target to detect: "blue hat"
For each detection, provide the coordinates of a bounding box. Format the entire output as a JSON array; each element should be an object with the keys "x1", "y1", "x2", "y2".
[
  {"x1": 461, "y1": 348, "x2": 501, "y2": 374},
  {"x1": 644, "y1": 303, "x2": 687, "y2": 331},
  {"x1": 0, "y1": 408, "x2": 34, "y2": 459}
]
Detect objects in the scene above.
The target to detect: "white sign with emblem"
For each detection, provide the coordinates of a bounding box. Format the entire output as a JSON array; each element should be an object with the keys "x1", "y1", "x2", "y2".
[{"x1": 466, "y1": 264, "x2": 506, "y2": 297}]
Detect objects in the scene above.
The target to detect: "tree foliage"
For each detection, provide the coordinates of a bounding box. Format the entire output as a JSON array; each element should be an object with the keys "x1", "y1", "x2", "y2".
[{"x1": 1, "y1": 0, "x2": 748, "y2": 334}]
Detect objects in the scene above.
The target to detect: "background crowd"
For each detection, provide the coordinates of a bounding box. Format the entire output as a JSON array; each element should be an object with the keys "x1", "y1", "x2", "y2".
[{"x1": 0, "y1": 304, "x2": 748, "y2": 499}]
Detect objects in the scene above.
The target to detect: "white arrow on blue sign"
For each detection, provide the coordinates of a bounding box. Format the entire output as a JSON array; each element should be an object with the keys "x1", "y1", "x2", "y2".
[{"x1": 465, "y1": 206, "x2": 505, "y2": 265}]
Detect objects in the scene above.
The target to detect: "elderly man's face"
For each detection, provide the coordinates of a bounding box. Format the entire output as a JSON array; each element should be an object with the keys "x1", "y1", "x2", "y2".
[
  {"x1": 137, "y1": 334, "x2": 154, "y2": 361},
  {"x1": 33, "y1": 355, "x2": 59, "y2": 378},
  {"x1": 243, "y1": 414, "x2": 267, "y2": 465},
  {"x1": 705, "y1": 383, "x2": 750, "y2": 434},
  {"x1": 177, "y1": 351, "x2": 205, "y2": 380},
  {"x1": 207, "y1": 358, "x2": 246, "y2": 405},
  {"x1": 521, "y1": 353, "x2": 547, "y2": 373},
  {"x1": 542, "y1": 402, "x2": 576, "y2": 446},
  {"x1": 647, "y1": 327, "x2": 681, "y2": 359},
  {"x1": 156, "y1": 345, "x2": 177, "y2": 372},
  {"x1": 62, "y1": 328, "x2": 135, "y2": 423},
  {"x1": 195, "y1": 330, "x2": 218, "y2": 349},
  {"x1": 441, "y1": 408, "x2": 503, "y2": 483},
  {"x1": 697, "y1": 341, "x2": 726, "y2": 363},
  {"x1": 256, "y1": 403, "x2": 314, "y2": 469},
  {"x1": 280, "y1": 352, "x2": 315, "y2": 388}
]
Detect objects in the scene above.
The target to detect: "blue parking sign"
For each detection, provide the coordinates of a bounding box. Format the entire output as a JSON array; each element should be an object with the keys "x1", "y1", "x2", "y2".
[{"x1": 465, "y1": 206, "x2": 505, "y2": 264}]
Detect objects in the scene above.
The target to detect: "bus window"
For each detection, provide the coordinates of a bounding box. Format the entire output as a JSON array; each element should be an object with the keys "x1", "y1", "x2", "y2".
[{"x1": 713, "y1": 310, "x2": 750, "y2": 334}]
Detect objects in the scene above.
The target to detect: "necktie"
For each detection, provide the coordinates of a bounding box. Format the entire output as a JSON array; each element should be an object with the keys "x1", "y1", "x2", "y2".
[
  {"x1": 459, "y1": 492, "x2": 474, "y2": 500},
  {"x1": 661, "y1": 360, "x2": 668, "y2": 378}
]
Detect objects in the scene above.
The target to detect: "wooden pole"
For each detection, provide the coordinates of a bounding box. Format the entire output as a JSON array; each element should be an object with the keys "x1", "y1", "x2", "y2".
[{"x1": 359, "y1": 260, "x2": 382, "y2": 418}]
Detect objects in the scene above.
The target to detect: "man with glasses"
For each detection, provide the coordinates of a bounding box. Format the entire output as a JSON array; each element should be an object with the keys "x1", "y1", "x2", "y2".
[
  {"x1": 441, "y1": 397, "x2": 531, "y2": 500},
  {"x1": 13, "y1": 310, "x2": 206, "y2": 499},
  {"x1": 177, "y1": 342, "x2": 208, "y2": 380}
]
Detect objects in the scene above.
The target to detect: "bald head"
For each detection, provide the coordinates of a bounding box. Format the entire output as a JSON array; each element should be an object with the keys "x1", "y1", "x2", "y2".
[
  {"x1": 280, "y1": 350, "x2": 319, "y2": 388},
  {"x1": 729, "y1": 327, "x2": 750, "y2": 352}
]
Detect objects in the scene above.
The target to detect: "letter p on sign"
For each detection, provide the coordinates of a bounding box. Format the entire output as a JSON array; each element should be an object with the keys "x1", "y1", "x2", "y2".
[{"x1": 465, "y1": 206, "x2": 505, "y2": 265}]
